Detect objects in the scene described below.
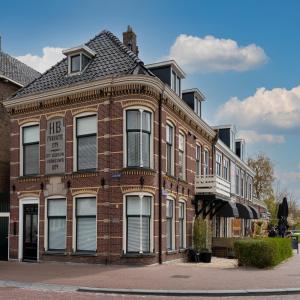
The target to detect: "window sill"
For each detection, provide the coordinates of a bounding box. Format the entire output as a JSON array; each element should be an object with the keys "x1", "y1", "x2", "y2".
[
  {"x1": 71, "y1": 251, "x2": 97, "y2": 257},
  {"x1": 122, "y1": 167, "x2": 156, "y2": 175},
  {"x1": 179, "y1": 248, "x2": 187, "y2": 253},
  {"x1": 122, "y1": 252, "x2": 156, "y2": 258},
  {"x1": 44, "y1": 251, "x2": 67, "y2": 256},
  {"x1": 166, "y1": 250, "x2": 178, "y2": 255}
]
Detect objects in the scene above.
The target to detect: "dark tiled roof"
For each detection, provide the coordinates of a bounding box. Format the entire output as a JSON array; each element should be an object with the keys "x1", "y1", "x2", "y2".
[
  {"x1": 12, "y1": 30, "x2": 152, "y2": 99},
  {"x1": 0, "y1": 51, "x2": 40, "y2": 86}
]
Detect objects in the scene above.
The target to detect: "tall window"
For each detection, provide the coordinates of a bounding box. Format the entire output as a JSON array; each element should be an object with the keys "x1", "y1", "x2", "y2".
[
  {"x1": 22, "y1": 125, "x2": 39, "y2": 176},
  {"x1": 178, "y1": 133, "x2": 186, "y2": 180},
  {"x1": 241, "y1": 172, "x2": 244, "y2": 197},
  {"x1": 223, "y1": 217, "x2": 228, "y2": 237},
  {"x1": 126, "y1": 195, "x2": 151, "y2": 253},
  {"x1": 179, "y1": 201, "x2": 185, "y2": 249},
  {"x1": 216, "y1": 152, "x2": 222, "y2": 177},
  {"x1": 195, "y1": 144, "x2": 201, "y2": 176},
  {"x1": 236, "y1": 168, "x2": 240, "y2": 195},
  {"x1": 76, "y1": 197, "x2": 96, "y2": 252},
  {"x1": 126, "y1": 109, "x2": 151, "y2": 168},
  {"x1": 166, "y1": 124, "x2": 174, "y2": 175},
  {"x1": 249, "y1": 178, "x2": 253, "y2": 200},
  {"x1": 223, "y1": 158, "x2": 229, "y2": 181},
  {"x1": 76, "y1": 115, "x2": 97, "y2": 171},
  {"x1": 48, "y1": 199, "x2": 66, "y2": 250},
  {"x1": 166, "y1": 199, "x2": 174, "y2": 250},
  {"x1": 204, "y1": 150, "x2": 209, "y2": 176}
]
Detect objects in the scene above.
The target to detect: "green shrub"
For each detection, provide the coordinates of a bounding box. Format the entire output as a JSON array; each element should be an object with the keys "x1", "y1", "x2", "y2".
[
  {"x1": 193, "y1": 218, "x2": 212, "y2": 253},
  {"x1": 234, "y1": 238, "x2": 292, "y2": 268}
]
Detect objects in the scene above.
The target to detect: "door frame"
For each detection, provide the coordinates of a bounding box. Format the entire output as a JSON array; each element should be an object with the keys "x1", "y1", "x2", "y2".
[
  {"x1": 0, "y1": 212, "x2": 10, "y2": 260},
  {"x1": 18, "y1": 198, "x2": 39, "y2": 261}
]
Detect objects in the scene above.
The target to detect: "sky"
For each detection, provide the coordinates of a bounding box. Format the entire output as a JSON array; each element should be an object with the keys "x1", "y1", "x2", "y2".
[{"x1": 1, "y1": 0, "x2": 300, "y2": 201}]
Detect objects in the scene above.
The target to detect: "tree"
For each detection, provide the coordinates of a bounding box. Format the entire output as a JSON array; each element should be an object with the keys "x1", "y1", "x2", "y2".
[{"x1": 247, "y1": 153, "x2": 275, "y2": 201}]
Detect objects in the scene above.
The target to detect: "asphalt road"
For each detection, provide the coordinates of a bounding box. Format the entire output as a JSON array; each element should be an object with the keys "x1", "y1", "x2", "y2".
[{"x1": 1, "y1": 288, "x2": 300, "y2": 300}]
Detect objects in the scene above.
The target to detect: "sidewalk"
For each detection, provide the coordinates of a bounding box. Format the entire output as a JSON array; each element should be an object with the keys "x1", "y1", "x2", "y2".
[{"x1": 0, "y1": 253, "x2": 299, "y2": 292}]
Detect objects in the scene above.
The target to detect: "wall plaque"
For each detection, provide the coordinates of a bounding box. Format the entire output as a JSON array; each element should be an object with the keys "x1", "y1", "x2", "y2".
[{"x1": 46, "y1": 118, "x2": 65, "y2": 174}]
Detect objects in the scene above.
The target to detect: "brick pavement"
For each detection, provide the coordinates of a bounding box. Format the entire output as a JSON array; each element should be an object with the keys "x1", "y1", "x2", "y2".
[{"x1": 0, "y1": 253, "x2": 299, "y2": 292}]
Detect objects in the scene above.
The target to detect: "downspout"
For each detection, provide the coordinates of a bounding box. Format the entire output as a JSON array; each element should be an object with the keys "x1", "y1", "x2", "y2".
[{"x1": 158, "y1": 90, "x2": 164, "y2": 264}]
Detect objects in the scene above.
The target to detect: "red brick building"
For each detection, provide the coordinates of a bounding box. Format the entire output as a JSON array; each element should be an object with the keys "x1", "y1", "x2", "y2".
[{"x1": 3, "y1": 28, "x2": 266, "y2": 264}]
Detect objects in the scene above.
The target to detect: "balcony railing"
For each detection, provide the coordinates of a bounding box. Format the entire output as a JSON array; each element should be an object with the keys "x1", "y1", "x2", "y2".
[{"x1": 195, "y1": 175, "x2": 231, "y2": 199}]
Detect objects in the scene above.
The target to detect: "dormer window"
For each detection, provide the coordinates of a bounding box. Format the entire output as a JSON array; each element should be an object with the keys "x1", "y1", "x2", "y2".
[
  {"x1": 63, "y1": 45, "x2": 96, "y2": 75},
  {"x1": 194, "y1": 97, "x2": 201, "y2": 117}
]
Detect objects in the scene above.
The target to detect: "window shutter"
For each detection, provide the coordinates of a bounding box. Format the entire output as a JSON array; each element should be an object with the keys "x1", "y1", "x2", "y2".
[
  {"x1": 77, "y1": 218, "x2": 96, "y2": 251},
  {"x1": 142, "y1": 217, "x2": 150, "y2": 252}
]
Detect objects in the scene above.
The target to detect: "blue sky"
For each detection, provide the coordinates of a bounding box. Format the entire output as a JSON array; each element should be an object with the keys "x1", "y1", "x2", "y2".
[{"x1": 1, "y1": 0, "x2": 300, "y2": 201}]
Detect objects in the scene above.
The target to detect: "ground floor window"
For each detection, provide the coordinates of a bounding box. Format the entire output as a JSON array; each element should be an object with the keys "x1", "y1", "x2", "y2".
[
  {"x1": 76, "y1": 197, "x2": 96, "y2": 252},
  {"x1": 48, "y1": 199, "x2": 66, "y2": 250},
  {"x1": 126, "y1": 195, "x2": 151, "y2": 253},
  {"x1": 215, "y1": 216, "x2": 221, "y2": 237},
  {"x1": 166, "y1": 199, "x2": 174, "y2": 250},
  {"x1": 223, "y1": 217, "x2": 228, "y2": 237},
  {"x1": 179, "y1": 201, "x2": 186, "y2": 249}
]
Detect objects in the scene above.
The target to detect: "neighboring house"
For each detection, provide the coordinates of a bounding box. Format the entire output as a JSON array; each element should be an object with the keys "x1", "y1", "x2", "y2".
[
  {"x1": 3, "y1": 27, "x2": 265, "y2": 264},
  {"x1": 0, "y1": 47, "x2": 40, "y2": 260}
]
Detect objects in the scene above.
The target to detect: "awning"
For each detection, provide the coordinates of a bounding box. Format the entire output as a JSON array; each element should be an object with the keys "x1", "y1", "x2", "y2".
[
  {"x1": 249, "y1": 205, "x2": 260, "y2": 219},
  {"x1": 216, "y1": 201, "x2": 239, "y2": 218},
  {"x1": 236, "y1": 203, "x2": 254, "y2": 219}
]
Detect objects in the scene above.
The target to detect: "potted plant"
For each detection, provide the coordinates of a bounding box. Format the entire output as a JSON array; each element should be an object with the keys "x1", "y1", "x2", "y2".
[{"x1": 192, "y1": 217, "x2": 212, "y2": 263}]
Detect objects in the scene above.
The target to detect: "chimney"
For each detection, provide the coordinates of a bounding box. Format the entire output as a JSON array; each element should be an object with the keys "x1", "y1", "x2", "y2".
[{"x1": 123, "y1": 25, "x2": 139, "y2": 56}]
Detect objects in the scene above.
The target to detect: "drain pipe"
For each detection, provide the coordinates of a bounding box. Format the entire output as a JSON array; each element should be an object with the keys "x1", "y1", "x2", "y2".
[{"x1": 158, "y1": 92, "x2": 163, "y2": 264}]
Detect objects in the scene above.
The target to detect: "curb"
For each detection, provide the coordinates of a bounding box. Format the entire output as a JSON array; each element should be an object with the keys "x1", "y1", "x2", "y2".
[
  {"x1": 78, "y1": 287, "x2": 300, "y2": 297},
  {"x1": 2, "y1": 280, "x2": 300, "y2": 297}
]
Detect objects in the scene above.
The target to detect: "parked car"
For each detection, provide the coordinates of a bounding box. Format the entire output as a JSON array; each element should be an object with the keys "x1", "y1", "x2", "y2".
[{"x1": 291, "y1": 230, "x2": 300, "y2": 235}]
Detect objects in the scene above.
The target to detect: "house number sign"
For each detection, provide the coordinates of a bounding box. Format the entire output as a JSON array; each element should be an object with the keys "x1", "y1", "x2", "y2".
[{"x1": 46, "y1": 118, "x2": 65, "y2": 174}]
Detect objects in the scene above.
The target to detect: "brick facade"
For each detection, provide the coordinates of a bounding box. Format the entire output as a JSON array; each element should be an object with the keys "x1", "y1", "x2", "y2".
[{"x1": 7, "y1": 79, "x2": 215, "y2": 264}]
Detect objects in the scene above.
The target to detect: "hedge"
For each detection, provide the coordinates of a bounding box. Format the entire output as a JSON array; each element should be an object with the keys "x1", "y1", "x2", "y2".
[{"x1": 234, "y1": 238, "x2": 292, "y2": 268}]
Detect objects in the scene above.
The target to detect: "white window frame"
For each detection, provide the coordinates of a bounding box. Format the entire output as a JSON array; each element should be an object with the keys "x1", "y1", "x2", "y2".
[
  {"x1": 73, "y1": 112, "x2": 98, "y2": 172},
  {"x1": 68, "y1": 53, "x2": 91, "y2": 75},
  {"x1": 18, "y1": 197, "x2": 39, "y2": 261},
  {"x1": 166, "y1": 197, "x2": 175, "y2": 251},
  {"x1": 178, "y1": 131, "x2": 186, "y2": 180},
  {"x1": 72, "y1": 194, "x2": 97, "y2": 252},
  {"x1": 166, "y1": 122, "x2": 175, "y2": 176},
  {"x1": 203, "y1": 149, "x2": 209, "y2": 176},
  {"x1": 223, "y1": 158, "x2": 229, "y2": 181},
  {"x1": 241, "y1": 171, "x2": 244, "y2": 197},
  {"x1": 216, "y1": 152, "x2": 222, "y2": 177},
  {"x1": 195, "y1": 144, "x2": 201, "y2": 176},
  {"x1": 20, "y1": 122, "x2": 40, "y2": 177},
  {"x1": 44, "y1": 195, "x2": 67, "y2": 252},
  {"x1": 122, "y1": 192, "x2": 154, "y2": 254},
  {"x1": 123, "y1": 107, "x2": 154, "y2": 169},
  {"x1": 178, "y1": 199, "x2": 186, "y2": 249},
  {"x1": 194, "y1": 97, "x2": 201, "y2": 117},
  {"x1": 236, "y1": 168, "x2": 240, "y2": 195}
]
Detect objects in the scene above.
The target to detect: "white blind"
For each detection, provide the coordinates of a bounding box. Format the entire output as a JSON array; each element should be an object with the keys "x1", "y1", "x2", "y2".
[
  {"x1": 166, "y1": 124, "x2": 173, "y2": 144},
  {"x1": 142, "y1": 111, "x2": 151, "y2": 131},
  {"x1": 49, "y1": 218, "x2": 66, "y2": 250},
  {"x1": 77, "y1": 115, "x2": 97, "y2": 136},
  {"x1": 23, "y1": 125, "x2": 39, "y2": 143},
  {"x1": 179, "y1": 133, "x2": 184, "y2": 151},
  {"x1": 78, "y1": 135, "x2": 97, "y2": 170},
  {"x1": 24, "y1": 144, "x2": 39, "y2": 175},
  {"x1": 77, "y1": 218, "x2": 96, "y2": 251},
  {"x1": 142, "y1": 132, "x2": 150, "y2": 168},
  {"x1": 166, "y1": 200, "x2": 173, "y2": 218},
  {"x1": 77, "y1": 198, "x2": 96, "y2": 216},
  {"x1": 48, "y1": 199, "x2": 66, "y2": 216},
  {"x1": 127, "y1": 217, "x2": 140, "y2": 252},
  {"x1": 142, "y1": 217, "x2": 150, "y2": 252},
  {"x1": 127, "y1": 196, "x2": 140, "y2": 215},
  {"x1": 127, "y1": 132, "x2": 140, "y2": 167}
]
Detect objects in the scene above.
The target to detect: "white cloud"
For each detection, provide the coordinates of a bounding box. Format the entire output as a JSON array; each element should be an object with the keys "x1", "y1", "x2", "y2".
[
  {"x1": 167, "y1": 34, "x2": 268, "y2": 73},
  {"x1": 16, "y1": 47, "x2": 65, "y2": 73},
  {"x1": 237, "y1": 130, "x2": 285, "y2": 144},
  {"x1": 216, "y1": 85, "x2": 300, "y2": 130}
]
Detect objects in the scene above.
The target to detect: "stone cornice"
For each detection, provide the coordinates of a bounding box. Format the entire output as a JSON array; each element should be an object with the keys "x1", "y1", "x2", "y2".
[{"x1": 5, "y1": 75, "x2": 216, "y2": 142}]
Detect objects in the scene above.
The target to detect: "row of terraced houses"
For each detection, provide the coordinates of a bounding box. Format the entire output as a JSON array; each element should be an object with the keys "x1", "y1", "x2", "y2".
[{"x1": 0, "y1": 27, "x2": 267, "y2": 264}]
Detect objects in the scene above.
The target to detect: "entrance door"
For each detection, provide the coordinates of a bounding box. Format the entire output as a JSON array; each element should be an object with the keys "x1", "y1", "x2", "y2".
[
  {"x1": 0, "y1": 217, "x2": 9, "y2": 260},
  {"x1": 23, "y1": 204, "x2": 38, "y2": 261}
]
